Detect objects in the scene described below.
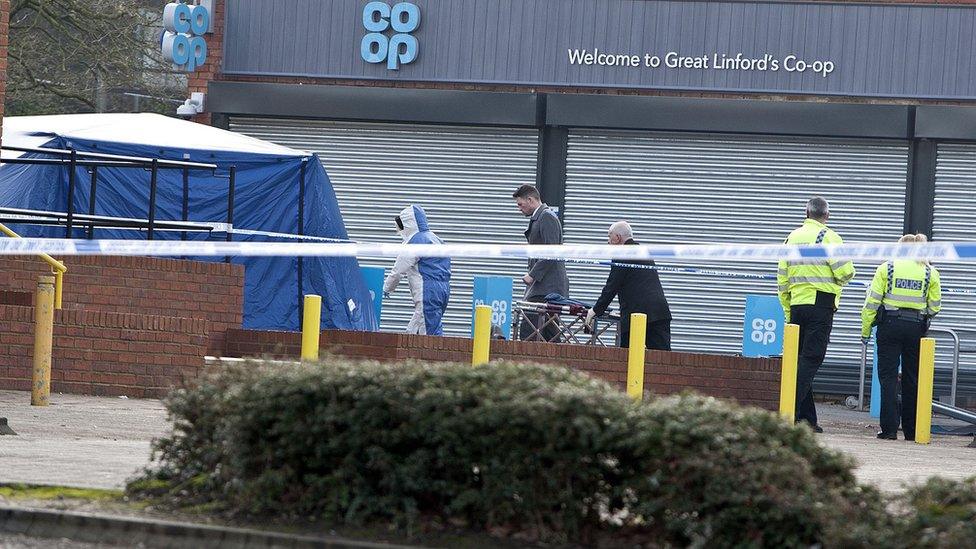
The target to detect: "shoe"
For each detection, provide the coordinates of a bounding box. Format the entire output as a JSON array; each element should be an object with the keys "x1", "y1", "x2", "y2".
[
  {"x1": 877, "y1": 431, "x2": 897, "y2": 440},
  {"x1": 795, "y1": 421, "x2": 824, "y2": 433}
]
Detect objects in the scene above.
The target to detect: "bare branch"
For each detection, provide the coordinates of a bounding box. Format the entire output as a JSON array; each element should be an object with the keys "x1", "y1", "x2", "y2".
[{"x1": 7, "y1": 0, "x2": 179, "y2": 114}]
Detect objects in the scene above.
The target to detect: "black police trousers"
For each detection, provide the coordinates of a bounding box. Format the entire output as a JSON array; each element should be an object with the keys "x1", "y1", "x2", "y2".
[
  {"x1": 877, "y1": 317, "x2": 925, "y2": 440},
  {"x1": 790, "y1": 302, "x2": 835, "y2": 428},
  {"x1": 620, "y1": 319, "x2": 671, "y2": 351}
]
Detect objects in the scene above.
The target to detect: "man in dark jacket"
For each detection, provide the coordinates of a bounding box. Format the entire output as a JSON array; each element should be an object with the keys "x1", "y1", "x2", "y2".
[
  {"x1": 513, "y1": 184, "x2": 569, "y2": 341},
  {"x1": 586, "y1": 221, "x2": 671, "y2": 350}
]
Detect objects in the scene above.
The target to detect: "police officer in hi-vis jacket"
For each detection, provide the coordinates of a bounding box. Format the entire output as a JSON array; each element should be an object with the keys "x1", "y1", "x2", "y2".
[
  {"x1": 778, "y1": 197, "x2": 856, "y2": 432},
  {"x1": 862, "y1": 233, "x2": 941, "y2": 441}
]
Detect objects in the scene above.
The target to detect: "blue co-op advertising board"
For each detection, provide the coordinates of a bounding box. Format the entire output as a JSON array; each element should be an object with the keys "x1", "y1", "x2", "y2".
[
  {"x1": 360, "y1": 266, "x2": 385, "y2": 329},
  {"x1": 742, "y1": 295, "x2": 785, "y2": 357},
  {"x1": 472, "y1": 276, "x2": 513, "y2": 339}
]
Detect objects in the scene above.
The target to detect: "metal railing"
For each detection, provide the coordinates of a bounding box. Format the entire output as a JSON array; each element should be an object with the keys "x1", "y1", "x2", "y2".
[
  {"x1": 857, "y1": 325, "x2": 975, "y2": 411},
  {"x1": 1, "y1": 145, "x2": 219, "y2": 241},
  {"x1": 0, "y1": 145, "x2": 221, "y2": 310},
  {"x1": 0, "y1": 222, "x2": 67, "y2": 309},
  {"x1": 926, "y1": 327, "x2": 976, "y2": 408}
]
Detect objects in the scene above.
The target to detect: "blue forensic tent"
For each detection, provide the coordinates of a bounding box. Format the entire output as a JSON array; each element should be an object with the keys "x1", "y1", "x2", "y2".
[{"x1": 0, "y1": 113, "x2": 376, "y2": 332}]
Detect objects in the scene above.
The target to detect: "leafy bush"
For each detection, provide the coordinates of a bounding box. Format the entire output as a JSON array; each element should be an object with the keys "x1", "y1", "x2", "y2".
[
  {"x1": 891, "y1": 476, "x2": 976, "y2": 548},
  {"x1": 129, "y1": 357, "x2": 888, "y2": 546},
  {"x1": 618, "y1": 395, "x2": 891, "y2": 547}
]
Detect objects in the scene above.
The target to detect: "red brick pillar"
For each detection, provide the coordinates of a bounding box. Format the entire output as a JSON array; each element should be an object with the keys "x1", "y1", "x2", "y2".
[
  {"x1": 0, "y1": 0, "x2": 10, "y2": 143},
  {"x1": 190, "y1": 0, "x2": 224, "y2": 125}
]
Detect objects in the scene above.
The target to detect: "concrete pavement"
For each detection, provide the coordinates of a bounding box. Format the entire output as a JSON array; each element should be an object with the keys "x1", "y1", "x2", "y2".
[
  {"x1": 0, "y1": 391, "x2": 168, "y2": 490},
  {"x1": 816, "y1": 403, "x2": 975, "y2": 493}
]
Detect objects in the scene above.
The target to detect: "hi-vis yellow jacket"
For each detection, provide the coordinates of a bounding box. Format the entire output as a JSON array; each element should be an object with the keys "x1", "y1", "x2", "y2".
[
  {"x1": 777, "y1": 219, "x2": 856, "y2": 322},
  {"x1": 861, "y1": 260, "x2": 941, "y2": 337}
]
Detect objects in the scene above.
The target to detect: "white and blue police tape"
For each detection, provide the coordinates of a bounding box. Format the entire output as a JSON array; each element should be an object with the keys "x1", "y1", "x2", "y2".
[
  {"x1": 5, "y1": 237, "x2": 976, "y2": 294},
  {"x1": 209, "y1": 224, "x2": 354, "y2": 243},
  {"x1": 558, "y1": 257, "x2": 976, "y2": 295},
  {"x1": 1, "y1": 238, "x2": 974, "y2": 262}
]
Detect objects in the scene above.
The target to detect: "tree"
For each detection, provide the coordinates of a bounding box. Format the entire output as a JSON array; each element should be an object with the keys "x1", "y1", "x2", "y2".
[{"x1": 6, "y1": 0, "x2": 186, "y2": 115}]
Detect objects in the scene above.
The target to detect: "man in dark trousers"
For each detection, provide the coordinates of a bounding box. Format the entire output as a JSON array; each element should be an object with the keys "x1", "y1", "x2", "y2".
[
  {"x1": 586, "y1": 221, "x2": 672, "y2": 350},
  {"x1": 513, "y1": 184, "x2": 569, "y2": 342},
  {"x1": 777, "y1": 197, "x2": 855, "y2": 433}
]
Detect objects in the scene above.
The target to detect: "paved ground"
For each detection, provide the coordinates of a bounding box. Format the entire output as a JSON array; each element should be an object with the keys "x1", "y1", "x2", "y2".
[
  {"x1": 816, "y1": 403, "x2": 975, "y2": 492},
  {"x1": 0, "y1": 390, "x2": 972, "y2": 493},
  {"x1": 0, "y1": 534, "x2": 124, "y2": 548},
  {"x1": 0, "y1": 391, "x2": 168, "y2": 490}
]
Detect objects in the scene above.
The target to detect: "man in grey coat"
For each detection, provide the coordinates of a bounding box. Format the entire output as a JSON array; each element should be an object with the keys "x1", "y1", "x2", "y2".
[{"x1": 513, "y1": 184, "x2": 570, "y2": 342}]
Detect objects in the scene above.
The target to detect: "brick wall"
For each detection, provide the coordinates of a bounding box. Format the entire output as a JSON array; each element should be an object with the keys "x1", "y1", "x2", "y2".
[
  {"x1": 0, "y1": 256, "x2": 243, "y2": 354},
  {"x1": 225, "y1": 329, "x2": 781, "y2": 411},
  {"x1": 0, "y1": 0, "x2": 9, "y2": 143},
  {"x1": 0, "y1": 289, "x2": 30, "y2": 306},
  {"x1": 0, "y1": 304, "x2": 208, "y2": 398},
  {"x1": 189, "y1": 0, "x2": 224, "y2": 125},
  {"x1": 200, "y1": 0, "x2": 976, "y2": 109}
]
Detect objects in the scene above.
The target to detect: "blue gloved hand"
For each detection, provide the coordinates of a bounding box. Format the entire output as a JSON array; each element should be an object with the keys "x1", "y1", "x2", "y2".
[{"x1": 861, "y1": 336, "x2": 870, "y2": 346}]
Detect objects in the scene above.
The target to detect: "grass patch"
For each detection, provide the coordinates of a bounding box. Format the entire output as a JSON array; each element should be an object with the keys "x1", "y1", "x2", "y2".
[{"x1": 0, "y1": 483, "x2": 123, "y2": 501}]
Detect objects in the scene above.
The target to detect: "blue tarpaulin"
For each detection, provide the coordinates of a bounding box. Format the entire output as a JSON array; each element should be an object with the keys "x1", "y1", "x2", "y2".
[{"x1": 0, "y1": 113, "x2": 376, "y2": 331}]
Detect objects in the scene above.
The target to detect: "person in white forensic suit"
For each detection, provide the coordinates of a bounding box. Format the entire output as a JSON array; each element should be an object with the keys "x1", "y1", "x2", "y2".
[{"x1": 383, "y1": 205, "x2": 451, "y2": 335}]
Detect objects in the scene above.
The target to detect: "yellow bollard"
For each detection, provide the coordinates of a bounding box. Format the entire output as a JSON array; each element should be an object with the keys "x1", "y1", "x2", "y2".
[
  {"x1": 31, "y1": 276, "x2": 56, "y2": 406},
  {"x1": 626, "y1": 313, "x2": 647, "y2": 401},
  {"x1": 471, "y1": 305, "x2": 492, "y2": 366},
  {"x1": 779, "y1": 323, "x2": 800, "y2": 423},
  {"x1": 915, "y1": 337, "x2": 936, "y2": 445},
  {"x1": 301, "y1": 294, "x2": 322, "y2": 363}
]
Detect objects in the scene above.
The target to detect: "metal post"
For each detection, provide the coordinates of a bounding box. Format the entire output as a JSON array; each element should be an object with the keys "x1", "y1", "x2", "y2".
[
  {"x1": 297, "y1": 160, "x2": 307, "y2": 319},
  {"x1": 53, "y1": 270, "x2": 63, "y2": 310},
  {"x1": 31, "y1": 276, "x2": 56, "y2": 406},
  {"x1": 298, "y1": 159, "x2": 307, "y2": 237},
  {"x1": 147, "y1": 159, "x2": 158, "y2": 240},
  {"x1": 301, "y1": 294, "x2": 322, "y2": 363},
  {"x1": 181, "y1": 166, "x2": 190, "y2": 241},
  {"x1": 926, "y1": 328, "x2": 960, "y2": 407},
  {"x1": 225, "y1": 166, "x2": 236, "y2": 263},
  {"x1": 916, "y1": 337, "x2": 936, "y2": 445},
  {"x1": 626, "y1": 312, "x2": 647, "y2": 401},
  {"x1": 858, "y1": 341, "x2": 868, "y2": 412},
  {"x1": 65, "y1": 150, "x2": 77, "y2": 238},
  {"x1": 472, "y1": 305, "x2": 492, "y2": 366},
  {"x1": 87, "y1": 166, "x2": 98, "y2": 239},
  {"x1": 949, "y1": 331, "x2": 960, "y2": 407},
  {"x1": 779, "y1": 323, "x2": 800, "y2": 423}
]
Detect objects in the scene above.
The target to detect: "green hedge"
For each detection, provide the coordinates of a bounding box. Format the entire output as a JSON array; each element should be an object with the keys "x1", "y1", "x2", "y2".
[
  {"x1": 892, "y1": 476, "x2": 976, "y2": 548},
  {"x1": 129, "y1": 358, "x2": 892, "y2": 546}
]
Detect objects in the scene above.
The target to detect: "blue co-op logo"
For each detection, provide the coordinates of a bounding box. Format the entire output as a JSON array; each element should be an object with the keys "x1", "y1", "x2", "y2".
[
  {"x1": 360, "y1": 1, "x2": 420, "y2": 70},
  {"x1": 160, "y1": 2, "x2": 209, "y2": 72}
]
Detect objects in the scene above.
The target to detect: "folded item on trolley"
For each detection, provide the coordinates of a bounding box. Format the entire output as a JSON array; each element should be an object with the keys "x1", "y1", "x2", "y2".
[{"x1": 513, "y1": 293, "x2": 618, "y2": 319}]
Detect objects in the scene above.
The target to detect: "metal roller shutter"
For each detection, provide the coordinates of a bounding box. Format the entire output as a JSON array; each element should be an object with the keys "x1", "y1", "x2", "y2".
[
  {"x1": 229, "y1": 118, "x2": 538, "y2": 335},
  {"x1": 563, "y1": 130, "x2": 909, "y2": 386},
  {"x1": 932, "y1": 144, "x2": 976, "y2": 399}
]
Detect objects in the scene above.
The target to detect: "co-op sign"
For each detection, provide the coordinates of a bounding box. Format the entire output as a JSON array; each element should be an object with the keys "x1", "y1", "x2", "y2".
[
  {"x1": 567, "y1": 49, "x2": 835, "y2": 78},
  {"x1": 361, "y1": 1, "x2": 420, "y2": 70},
  {"x1": 161, "y1": 1, "x2": 212, "y2": 72},
  {"x1": 357, "y1": 1, "x2": 835, "y2": 78}
]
